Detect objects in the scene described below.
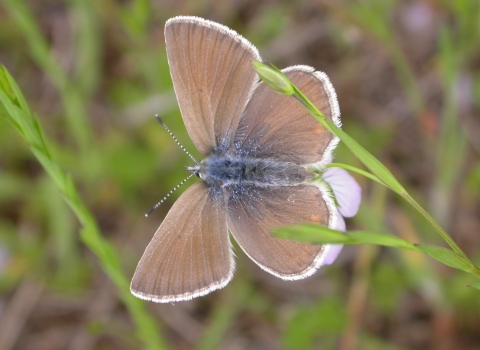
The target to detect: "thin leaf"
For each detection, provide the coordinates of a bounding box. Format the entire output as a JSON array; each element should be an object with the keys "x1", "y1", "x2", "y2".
[
  {"x1": 415, "y1": 244, "x2": 473, "y2": 273},
  {"x1": 274, "y1": 224, "x2": 479, "y2": 274},
  {"x1": 323, "y1": 119, "x2": 406, "y2": 194},
  {"x1": 347, "y1": 231, "x2": 418, "y2": 251},
  {"x1": 0, "y1": 89, "x2": 24, "y2": 136},
  {"x1": 0, "y1": 64, "x2": 168, "y2": 350},
  {"x1": 467, "y1": 283, "x2": 480, "y2": 290},
  {"x1": 2, "y1": 65, "x2": 31, "y2": 114},
  {"x1": 274, "y1": 224, "x2": 419, "y2": 251},
  {"x1": 325, "y1": 163, "x2": 384, "y2": 185}
]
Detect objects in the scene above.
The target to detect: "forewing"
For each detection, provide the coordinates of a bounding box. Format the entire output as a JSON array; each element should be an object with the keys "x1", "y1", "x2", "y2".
[
  {"x1": 234, "y1": 66, "x2": 340, "y2": 166},
  {"x1": 226, "y1": 184, "x2": 337, "y2": 279},
  {"x1": 165, "y1": 16, "x2": 261, "y2": 155},
  {"x1": 131, "y1": 182, "x2": 233, "y2": 303}
]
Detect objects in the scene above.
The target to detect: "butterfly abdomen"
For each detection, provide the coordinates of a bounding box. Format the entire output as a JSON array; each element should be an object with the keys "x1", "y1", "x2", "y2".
[{"x1": 199, "y1": 154, "x2": 314, "y2": 187}]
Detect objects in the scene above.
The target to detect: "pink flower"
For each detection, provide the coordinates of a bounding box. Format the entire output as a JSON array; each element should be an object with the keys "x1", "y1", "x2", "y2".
[{"x1": 320, "y1": 167, "x2": 362, "y2": 265}]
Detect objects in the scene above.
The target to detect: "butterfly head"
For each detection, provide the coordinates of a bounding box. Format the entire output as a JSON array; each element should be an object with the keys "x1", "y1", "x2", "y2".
[{"x1": 187, "y1": 159, "x2": 210, "y2": 180}]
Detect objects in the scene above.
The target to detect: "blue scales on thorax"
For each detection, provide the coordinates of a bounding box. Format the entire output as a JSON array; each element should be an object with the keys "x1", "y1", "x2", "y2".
[{"x1": 188, "y1": 154, "x2": 315, "y2": 188}]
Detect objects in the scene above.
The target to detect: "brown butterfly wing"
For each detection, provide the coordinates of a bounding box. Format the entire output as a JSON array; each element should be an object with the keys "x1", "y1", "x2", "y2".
[
  {"x1": 226, "y1": 184, "x2": 337, "y2": 279},
  {"x1": 165, "y1": 16, "x2": 261, "y2": 155},
  {"x1": 131, "y1": 182, "x2": 233, "y2": 302},
  {"x1": 233, "y1": 66, "x2": 340, "y2": 166}
]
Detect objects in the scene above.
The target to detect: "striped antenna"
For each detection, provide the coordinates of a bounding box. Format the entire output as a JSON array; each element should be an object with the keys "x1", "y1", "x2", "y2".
[
  {"x1": 145, "y1": 172, "x2": 196, "y2": 217},
  {"x1": 155, "y1": 115, "x2": 197, "y2": 164}
]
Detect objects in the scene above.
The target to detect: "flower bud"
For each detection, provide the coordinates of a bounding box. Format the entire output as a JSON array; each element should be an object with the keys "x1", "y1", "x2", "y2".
[{"x1": 252, "y1": 61, "x2": 295, "y2": 96}]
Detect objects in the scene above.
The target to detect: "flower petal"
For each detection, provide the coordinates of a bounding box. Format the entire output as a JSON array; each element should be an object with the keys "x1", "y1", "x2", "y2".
[
  {"x1": 322, "y1": 167, "x2": 361, "y2": 218},
  {"x1": 322, "y1": 244, "x2": 343, "y2": 265},
  {"x1": 321, "y1": 209, "x2": 345, "y2": 266}
]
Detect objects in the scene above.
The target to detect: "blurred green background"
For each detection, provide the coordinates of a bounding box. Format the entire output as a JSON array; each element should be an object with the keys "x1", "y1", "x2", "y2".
[{"x1": 0, "y1": 0, "x2": 479, "y2": 349}]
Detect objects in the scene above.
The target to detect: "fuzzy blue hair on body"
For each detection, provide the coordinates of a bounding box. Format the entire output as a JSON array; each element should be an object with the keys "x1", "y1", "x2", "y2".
[{"x1": 188, "y1": 153, "x2": 315, "y2": 190}]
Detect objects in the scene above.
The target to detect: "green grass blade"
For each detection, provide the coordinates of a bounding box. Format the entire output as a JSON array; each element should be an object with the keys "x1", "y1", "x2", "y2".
[
  {"x1": 415, "y1": 244, "x2": 474, "y2": 273},
  {"x1": 3, "y1": 0, "x2": 95, "y2": 155},
  {"x1": 323, "y1": 118, "x2": 405, "y2": 194},
  {"x1": 274, "y1": 224, "x2": 480, "y2": 278},
  {"x1": 0, "y1": 65, "x2": 169, "y2": 350},
  {"x1": 325, "y1": 163, "x2": 383, "y2": 185},
  {"x1": 274, "y1": 224, "x2": 419, "y2": 251},
  {"x1": 468, "y1": 283, "x2": 480, "y2": 290}
]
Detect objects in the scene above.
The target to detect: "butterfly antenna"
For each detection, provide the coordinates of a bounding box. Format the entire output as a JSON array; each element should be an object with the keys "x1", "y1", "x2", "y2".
[
  {"x1": 155, "y1": 114, "x2": 197, "y2": 164},
  {"x1": 145, "y1": 172, "x2": 196, "y2": 217}
]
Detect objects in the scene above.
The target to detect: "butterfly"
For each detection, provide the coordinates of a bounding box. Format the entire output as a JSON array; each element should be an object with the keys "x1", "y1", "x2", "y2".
[{"x1": 131, "y1": 16, "x2": 361, "y2": 303}]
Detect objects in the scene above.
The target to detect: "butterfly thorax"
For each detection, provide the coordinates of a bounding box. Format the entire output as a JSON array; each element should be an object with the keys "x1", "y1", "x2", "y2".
[{"x1": 188, "y1": 154, "x2": 315, "y2": 188}]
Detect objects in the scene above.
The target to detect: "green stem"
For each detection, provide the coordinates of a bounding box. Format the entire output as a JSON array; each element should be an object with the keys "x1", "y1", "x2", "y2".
[
  {"x1": 291, "y1": 83, "x2": 474, "y2": 266},
  {"x1": 402, "y1": 193, "x2": 470, "y2": 263},
  {"x1": 472, "y1": 267, "x2": 480, "y2": 277},
  {"x1": 0, "y1": 66, "x2": 168, "y2": 350},
  {"x1": 325, "y1": 163, "x2": 383, "y2": 185}
]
